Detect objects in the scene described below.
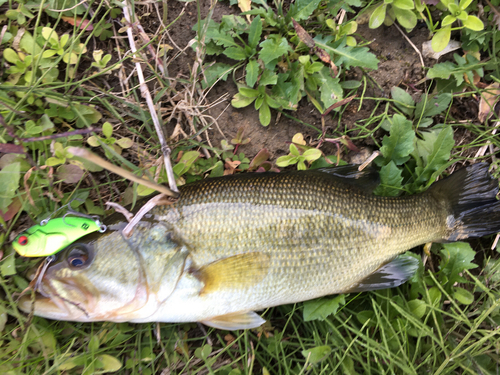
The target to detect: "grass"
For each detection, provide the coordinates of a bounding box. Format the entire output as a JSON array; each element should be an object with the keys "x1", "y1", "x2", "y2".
[{"x1": 1, "y1": 0, "x2": 500, "y2": 373}]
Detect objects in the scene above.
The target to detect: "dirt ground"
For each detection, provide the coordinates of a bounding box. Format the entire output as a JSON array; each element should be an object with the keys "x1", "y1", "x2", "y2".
[{"x1": 160, "y1": 1, "x2": 437, "y2": 164}]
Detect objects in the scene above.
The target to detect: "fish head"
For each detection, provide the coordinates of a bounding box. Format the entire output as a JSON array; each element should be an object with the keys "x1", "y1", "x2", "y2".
[{"x1": 20, "y1": 221, "x2": 187, "y2": 322}]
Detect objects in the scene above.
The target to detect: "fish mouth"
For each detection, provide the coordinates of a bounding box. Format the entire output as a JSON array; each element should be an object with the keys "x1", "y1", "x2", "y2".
[
  {"x1": 20, "y1": 265, "x2": 152, "y2": 322},
  {"x1": 18, "y1": 278, "x2": 92, "y2": 322},
  {"x1": 19, "y1": 294, "x2": 90, "y2": 321}
]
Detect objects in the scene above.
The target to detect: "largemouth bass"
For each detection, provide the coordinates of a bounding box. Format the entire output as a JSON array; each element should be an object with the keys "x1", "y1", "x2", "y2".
[{"x1": 19, "y1": 163, "x2": 500, "y2": 330}]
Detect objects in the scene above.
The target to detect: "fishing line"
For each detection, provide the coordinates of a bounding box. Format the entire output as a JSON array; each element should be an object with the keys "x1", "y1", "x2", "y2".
[{"x1": 34, "y1": 255, "x2": 56, "y2": 297}]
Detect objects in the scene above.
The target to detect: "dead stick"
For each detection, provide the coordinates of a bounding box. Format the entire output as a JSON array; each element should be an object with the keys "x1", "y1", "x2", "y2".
[
  {"x1": 68, "y1": 147, "x2": 178, "y2": 198},
  {"x1": 122, "y1": 0, "x2": 179, "y2": 194},
  {"x1": 21, "y1": 128, "x2": 101, "y2": 143},
  {"x1": 393, "y1": 23, "x2": 425, "y2": 68}
]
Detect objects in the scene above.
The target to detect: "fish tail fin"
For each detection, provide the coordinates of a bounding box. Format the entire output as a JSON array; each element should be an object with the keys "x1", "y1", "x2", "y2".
[{"x1": 429, "y1": 163, "x2": 500, "y2": 242}]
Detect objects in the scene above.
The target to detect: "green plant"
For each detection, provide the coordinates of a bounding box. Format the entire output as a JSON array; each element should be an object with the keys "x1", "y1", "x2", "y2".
[
  {"x1": 325, "y1": 18, "x2": 358, "y2": 46},
  {"x1": 40, "y1": 27, "x2": 87, "y2": 65},
  {"x1": 5, "y1": 2, "x2": 35, "y2": 25},
  {"x1": 276, "y1": 133, "x2": 322, "y2": 170},
  {"x1": 2, "y1": 26, "x2": 86, "y2": 90},
  {"x1": 195, "y1": 1, "x2": 378, "y2": 126},
  {"x1": 390, "y1": 87, "x2": 452, "y2": 128},
  {"x1": 369, "y1": 0, "x2": 420, "y2": 30},
  {"x1": 93, "y1": 21, "x2": 114, "y2": 41},
  {"x1": 91, "y1": 50, "x2": 121, "y2": 74},
  {"x1": 232, "y1": 83, "x2": 283, "y2": 126},
  {"x1": 374, "y1": 112, "x2": 455, "y2": 196},
  {"x1": 87, "y1": 122, "x2": 133, "y2": 157},
  {"x1": 426, "y1": 53, "x2": 485, "y2": 93},
  {"x1": 432, "y1": 0, "x2": 484, "y2": 52},
  {"x1": 367, "y1": 0, "x2": 485, "y2": 53},
  {"x1": 230, "y1": 126, "x2": 251, "y2": 153},
  {"x1": 248, "y1": 148, "x2": 279, "y2": 172}
]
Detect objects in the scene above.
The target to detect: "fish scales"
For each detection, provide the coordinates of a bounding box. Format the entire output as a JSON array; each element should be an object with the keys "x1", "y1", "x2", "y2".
[{"x1": 152, "y1": 170, "x2": 445, "y2": 306}]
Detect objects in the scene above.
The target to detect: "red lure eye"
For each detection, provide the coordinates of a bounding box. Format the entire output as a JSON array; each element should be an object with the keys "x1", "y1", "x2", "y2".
[{"x1": 18, "y1": 236, "x2": 28, "y2": 246}]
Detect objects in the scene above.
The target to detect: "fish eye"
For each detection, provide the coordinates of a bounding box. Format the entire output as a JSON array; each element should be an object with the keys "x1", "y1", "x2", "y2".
[{"x1": 66, "y1": 244, "x2": 92, "y2": 269}]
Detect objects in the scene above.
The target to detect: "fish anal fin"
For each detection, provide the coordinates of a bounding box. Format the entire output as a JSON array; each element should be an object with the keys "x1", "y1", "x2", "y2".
[
  {"x1": 201, "y1": 311, "x2": 265, "y2": 330},
  {"x1": 342, "y1": 255, "x2": 419, "y2": 293},
  {"x1": 193, "y1": 252, "x2": 270, "y2": 295}
]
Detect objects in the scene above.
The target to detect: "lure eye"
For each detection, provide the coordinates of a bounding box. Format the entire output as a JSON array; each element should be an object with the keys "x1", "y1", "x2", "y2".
[
  {"x1": 66, "y1": 244, "x2": 92, "y2": 269},
  {"x1": 18, "y1": 236, "x2": 28, "y2": 246}
]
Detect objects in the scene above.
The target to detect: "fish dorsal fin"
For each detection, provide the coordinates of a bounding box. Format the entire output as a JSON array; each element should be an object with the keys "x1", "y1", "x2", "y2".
[
  {"x1": 342, "y1": 255, "x2": 419, "y2": 293},
  {"x1": 315, "y1": 164, "x2": 380, "y2": 194},
  {"x1": 193, "y1": 253, "x2": 270, "y2": 295},
  {"x1": 201, "y1": 311, "x2": 265, "y2": 330}
]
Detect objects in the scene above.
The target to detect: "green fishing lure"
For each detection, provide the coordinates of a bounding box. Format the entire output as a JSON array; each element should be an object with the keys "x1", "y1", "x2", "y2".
[{"x1": 13, "y1": 217, "x2": 105, "y2": 257}]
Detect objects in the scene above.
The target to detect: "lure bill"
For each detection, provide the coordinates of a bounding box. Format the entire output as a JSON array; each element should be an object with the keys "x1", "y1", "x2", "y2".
[{"x1": 13, "y1": 217, "x2": 104, "y2": 257}]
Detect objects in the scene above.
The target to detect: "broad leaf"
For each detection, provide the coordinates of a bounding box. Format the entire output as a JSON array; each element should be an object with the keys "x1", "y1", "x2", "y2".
[
  {"x1": 223, "y1": 46, "x2": 247, "y2": 60},
  {"x1": 314, "y1": 36, "x2": 379, "y2": 70},
  {"x1": 393, "y1": 0, "x2": 415, "y2": 9},
  {"x1": 407, "y1": 299, "x2": 426, "y2": 318},
  {"x1": 453, "y1": 287, "x2": 474, "y2": 305},
  {"x1": 303, "y1": 294, "x2": 345, "y2": 321},
  {"x1": 369, "y1": 4, "x2": 387, "y2": 29},
  {"x1": 0, "y1": 162, "x2": 20, "y2": 211},
  {"x1": 414, "y1": 93, "x2": 452, "y2": 119},
  {"x1": 259, "y1": 102, "x2": 271, "y2": 126},
  {"x1": 231, "y1": 93, "x2": 255, "y2": 108},
  {"x1": 74, "y1": 104, "x2": 103, "y2": 128},
  {"x1": 459, "y1": 0, "x2": 473, "y2": 9},
  {"x1": 1, "y1": 249, "x2": 16, "y2": 277},
  {"x1": 173, "y1": 151, "x2": 200, "y2": 176},
  {"x1": 313, "y1": 67, "x2": 343, "y2": 108},
  {"x1": 463, "y1": 15, "x2": 484, "y2": 31},
  {"x1": 412, "y1": 128, "x2": 441, "y2": 163},
  {"x1": 394, "y1": 7, "x2": 417, "y2": 29},
  {"x1": 3, "y1": 48, "x2": 20, "y2": 64},
  {"x1": 377, "y1": 114, "x2": 415, "y2": 166},
  {"x1": 391, "y1": 86, "x2": 415, "y2": 116},
  {"x1": 206, "y1": 25, "x2": 238, "y2": 48},
  {"x1": 301, "y1": 346, "x2": 332, "y2": 364},
  {"x1": 303, "y1": 148, "x2": 322, "y2": 162},
  {"x1": 440, "y1": 242, "x2": 477, "y2": 289},
  {"x1": 259, "y1": 69, "x2": 278, "y2": 86},
  {"x1": 57, "y1": 164, "x2": 84, "y2": 183},
  {"x1": 103, "y1": 122, "x2": 113, "y2": 138},
  {"x1": 96, "y1": 354, "x2": 122, "y2": 372},
  {"x1": 287, "y1": 0, "x2": 322, "y2": 21},
  {"x1": 248, "y1": 15, "x2": 262, "y2": 48},
  {"x1": 431, "y1": 27, "x2": 451, "y2": 53},
  {"x1": 413, "y1": 126, "x2": 454, "y2": 185},
  {"x1": 116, "y1": 138, "x2": 133, "y2": 149},
  {"x1": 374, "y1": 161, "x2": 403, "y2": 196},
  {"x1": 259, "y1": 35, "x2": 290, "y2": 64},
  {"x1": 441, "y1": 15, "x2": 456, "y2": 27},
  {"x1": 426, "y1": 61, "x2": 456, "y2": 79},
  {"x1": 246, "y1": 59, "x2": 259, "y2": 87}
]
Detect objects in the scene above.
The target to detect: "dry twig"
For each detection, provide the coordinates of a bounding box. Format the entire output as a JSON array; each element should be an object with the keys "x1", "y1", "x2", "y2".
[
  {"x1": 122, "y1": 0, "x2": 178, "y2": 194},
  {"x1": 68, "y1": 147, "x2": 178, "y2": 198},
  {"x1": 393, "y1": 23, "x2": 425, "y2": 68}
]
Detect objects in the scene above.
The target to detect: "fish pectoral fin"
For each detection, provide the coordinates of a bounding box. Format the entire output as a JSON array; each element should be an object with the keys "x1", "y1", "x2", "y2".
[
  {"x1": 193, "y1": 252, "x2": 270, "y2": 295},
  {"x1": 342, "y1": 255, "x2": 419, "y2": 293},
  {"x1": 201, "y1": 311, "x2": 265, "y2": 330}
]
